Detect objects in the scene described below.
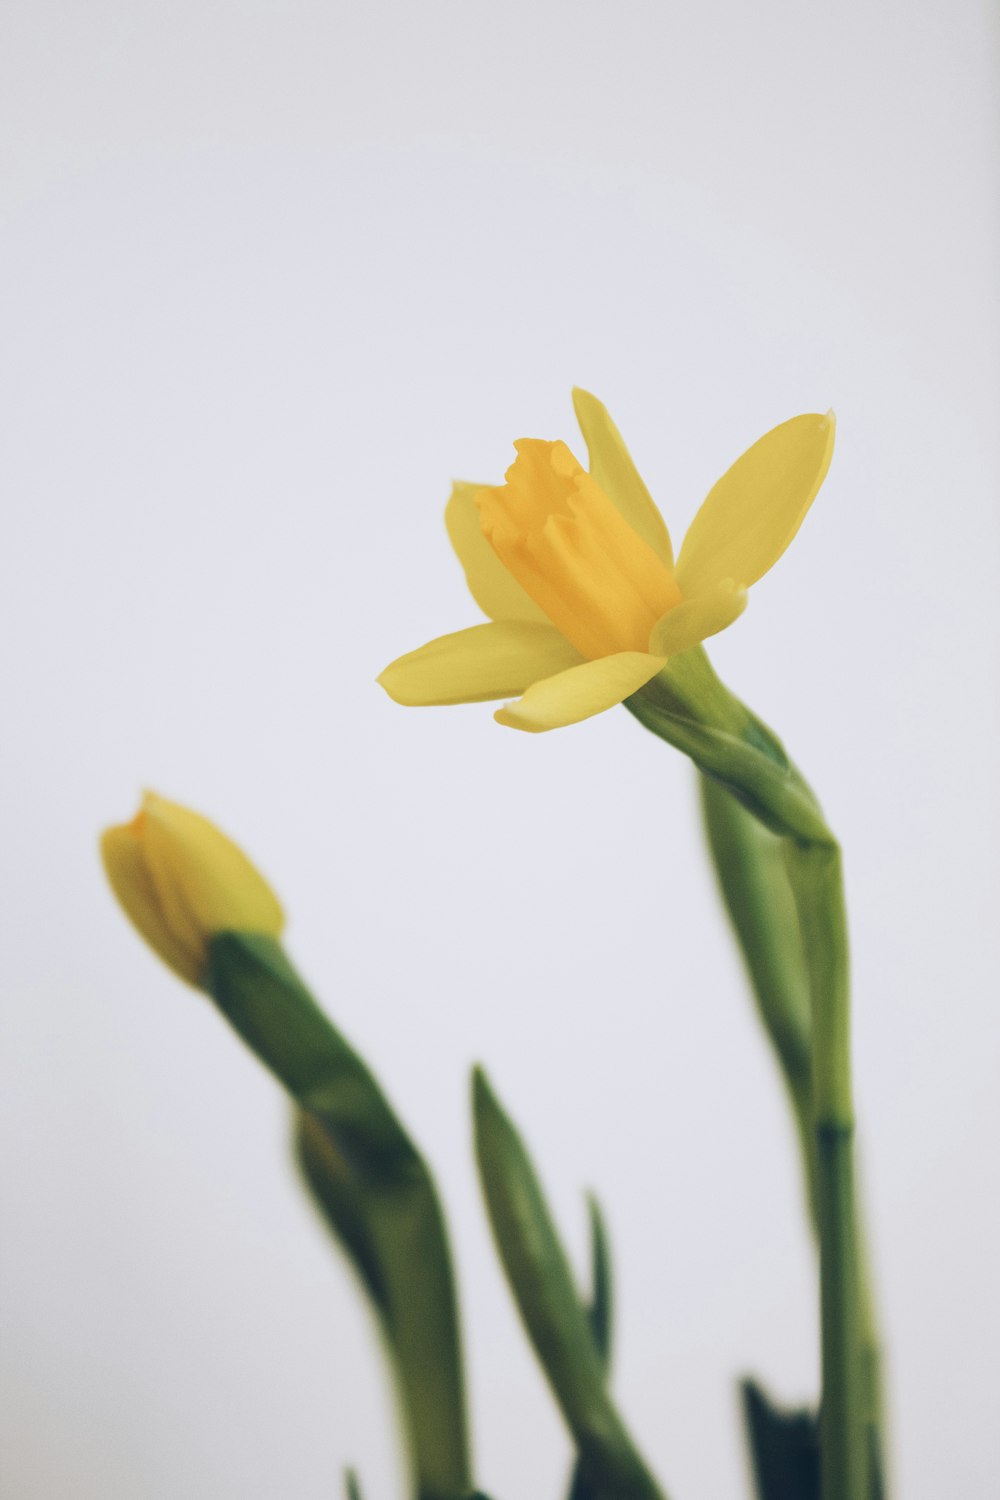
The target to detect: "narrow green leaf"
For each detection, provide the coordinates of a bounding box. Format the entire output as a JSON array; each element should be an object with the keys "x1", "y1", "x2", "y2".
[
  {"x1": 584, "y1": 1193, "x2": 612, "y2": 1372},
  {"x1": 699, "y1": 775, "x2": 816, "y2": 1227},
  {"x1": 566, "y1": 1194, "x2": 615, "y2": 1500},
  {"x1": 473, "y1": 1068, "x2": 667, "y2": 1500},
  {"x1": 344, "y1": 1468, "x2": 364, "y2": 1500},
  {"x1": 699, "y1": 775, "x2": 811, "y2": 1071},
  {"x1": 205, "y1": 932, "x2": 470, "y2": 1500},
  {"x1": 741, "y1": 1378, "x2": 820, "y2": 1500}
]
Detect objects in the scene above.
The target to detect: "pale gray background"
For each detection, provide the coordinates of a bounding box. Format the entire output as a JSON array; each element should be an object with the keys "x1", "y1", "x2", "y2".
[{"x1": 2, "y1": 2, "x2": 998, "y2": 1497}]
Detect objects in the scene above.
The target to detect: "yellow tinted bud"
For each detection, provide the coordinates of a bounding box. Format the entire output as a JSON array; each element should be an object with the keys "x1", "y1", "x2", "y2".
[{"x1": 100, "y1": 792, "x2": 284, "y2": 986}]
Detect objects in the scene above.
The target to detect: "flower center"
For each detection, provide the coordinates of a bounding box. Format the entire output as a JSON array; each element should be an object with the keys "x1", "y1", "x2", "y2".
[{"x1": 477, "y1": 439, "x2": 682, "y2": 659}]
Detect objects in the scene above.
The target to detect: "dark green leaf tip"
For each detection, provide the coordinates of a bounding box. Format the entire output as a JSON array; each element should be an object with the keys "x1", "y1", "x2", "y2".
[{"x1": 741, "y1": 1376, "x2": 820, "y2": 1500}]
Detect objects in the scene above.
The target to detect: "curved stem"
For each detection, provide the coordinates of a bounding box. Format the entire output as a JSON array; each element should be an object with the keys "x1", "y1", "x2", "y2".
[
  {"x1": 626, "y1": 652, "x2": 873, "y2": 1500},
  {"x1": 700, "y1": 775, "x2": 886, "y2": 1496},
  {"x1": 204, "y1": 932, "x2": 471, "y2": 1500}
]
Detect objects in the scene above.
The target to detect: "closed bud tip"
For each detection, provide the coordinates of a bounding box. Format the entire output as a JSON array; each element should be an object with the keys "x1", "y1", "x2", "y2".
[{"x1": 100, "y1": 791, "x2": 284, "y2": 987}]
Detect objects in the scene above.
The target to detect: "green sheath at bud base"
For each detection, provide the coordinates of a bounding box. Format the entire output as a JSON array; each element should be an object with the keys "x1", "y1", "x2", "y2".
[{"x1": 204, "y1": 932, "x2": 470, "y2": 1500}]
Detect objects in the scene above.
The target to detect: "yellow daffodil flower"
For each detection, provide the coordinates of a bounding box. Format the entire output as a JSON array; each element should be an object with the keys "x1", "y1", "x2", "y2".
[
  {"x1": 378, "y1": 390, "x2": 834, "y2": 733},
  {"x1": 101, "y1": 792, "x2": 284, "y2": 986}
]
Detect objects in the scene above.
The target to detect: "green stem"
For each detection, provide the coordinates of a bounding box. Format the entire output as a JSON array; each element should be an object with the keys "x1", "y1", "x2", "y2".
[
  {"x1": 786, "y1": 842, "x2": 864, "y2": 1500},
  {"x1": 700, "y1": 775, "x2": 886, "y2": 1497},
  {"x1": 203, "y1": 932, "x2": 471, "y2": 1500},
  {"x1": 626, "y1": 651, "x2": 871, "y2": 1500},
  {"x1": 858, "y1": 1233, "x2": 886, "y2": 1499},
  {"x1": 815, "y1": 1122, "x2": 862, "y2": 1499}
]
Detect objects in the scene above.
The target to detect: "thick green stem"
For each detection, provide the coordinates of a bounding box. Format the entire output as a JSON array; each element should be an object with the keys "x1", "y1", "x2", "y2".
[
  {"x1": 815, "y1": 1124, "x2": 863, "y2": 1500},
  {"x1": 626, "y1": 652, "x2": 876, "y2": 1500},
  {"x1": 701, "y1": 776, "x2": 886, "y2": 1496},
  {"x1": 786, "y1": 843, "x2": 865, "y2": 1500},
  {"x1": 786, "y1": 844, "x2": 851, "y2": 1128},
  {"x1": 858, "y1": 1238, "x2": 886, "y2": 1499}
]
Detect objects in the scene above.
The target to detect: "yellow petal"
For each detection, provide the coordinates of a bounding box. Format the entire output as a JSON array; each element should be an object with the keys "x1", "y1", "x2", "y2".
[
  {"x1": 572, "y1": 388, "x2": 674, "y2": 566},
  {"x1": 675, "y1": 412, "x2": 835, "y2": 596},
  {"x1": 444, "y1": 482, "x2": 548, "y2": 623},
  {"x1": 101, "y1": 823, "x2": 204, "y2": 985},
  {"x1": 479, "y1": 441, "x2": 681, "y2": 659},
  {"x1": 649, "y1": 581, "x2": 748, "y2": 657},
  {"x1": 494, "y1": 651, "x2": 666, "y2": 733},
  {"x1": 140, "y1": 793, "x2": 285, "y2": 948},
  {"x1": 378, "y1": 621, "x2": 584, "y2": 706}
]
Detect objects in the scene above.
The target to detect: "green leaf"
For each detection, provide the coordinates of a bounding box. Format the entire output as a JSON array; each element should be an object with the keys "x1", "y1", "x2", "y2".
[
  {"x1": 699, "y1": 775, "x2": 816, "y2": 1227},
  {"x1": 472, "y1": 1068, "x2": 667, "y2": 1500},
  {"x1": 205, "y1": 932, "x2": 470, "y2": 1500},
  {"x1": 566, "y1": 1195, "x2": 614, "y2": 1500},
  {"x1": 741, "y1": 1378, "x2": 819, "y2": 1500},
  {"x1": 344, "y1": 1468, "x2": 364, "y2": 1500},
  {"x1": 699, "y1": 775, "x2": 811, "y2": 1072},
  {"x1": 584, "y1": 1193, "x2": 613, "y2": 1373}
]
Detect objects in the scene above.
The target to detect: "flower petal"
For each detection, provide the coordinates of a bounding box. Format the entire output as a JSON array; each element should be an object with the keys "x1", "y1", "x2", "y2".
[
  {"x1": 675, "y1": 412, "x2": 835, "y2": 596},
  {"x1": 494, "y1": 651, "x2": 666, "y2": 733},
  {"x1": 140, "y1": 793, "x2": 284, "y2": 945},
  {"x1": 378, "y1": 621, "x2": 584, "y2": 706},
  {"x1": 572, "y1": 388, "x2": 674, "y2": 566},
  {"x1": 100, "y1": 822, "x2": 204, "y2": 984},
  {"x1": 649, "y1": 581, "x2": 747, "y2": 657},
  {"x1": 444, "y1": 482, "x2": 548, "y2": 623}
]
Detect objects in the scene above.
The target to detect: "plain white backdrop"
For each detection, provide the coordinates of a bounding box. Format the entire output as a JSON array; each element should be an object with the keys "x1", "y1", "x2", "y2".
[{"x1": 2, "y1": 2, "x2": 998, "y2": 1496}]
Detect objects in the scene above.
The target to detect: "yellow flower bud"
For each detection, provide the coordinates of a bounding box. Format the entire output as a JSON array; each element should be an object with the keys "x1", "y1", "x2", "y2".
[{"x1": 100, "y1": 792, "x2": 284, "y2": 986}]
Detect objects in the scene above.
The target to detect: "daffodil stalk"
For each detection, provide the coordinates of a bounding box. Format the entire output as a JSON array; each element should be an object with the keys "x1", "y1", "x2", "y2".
[
  {"x1": 699, "y1": 723, "x2": 884, "y2": 1499},
  {"x1": 102, "y1": 795, "x2": 471, "y2": 1500},
  {"x1": 625, "y1": 649, "x2": 867, "y2": 1500},
  {"x1": 379, "y1": 391, "x2": 882, "y2": 1500}
]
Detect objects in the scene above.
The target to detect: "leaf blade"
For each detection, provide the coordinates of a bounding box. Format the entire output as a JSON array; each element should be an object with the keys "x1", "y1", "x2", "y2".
[{"x1": 473, "y1": 1068, "x2": 665, "y2": 1500}]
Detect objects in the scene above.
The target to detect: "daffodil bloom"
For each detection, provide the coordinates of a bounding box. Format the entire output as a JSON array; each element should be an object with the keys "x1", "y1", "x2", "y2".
[
  {"x1": 101, "y1": 792, "x2": 284, "y2": 986},
  {"x1": 378, "y1": 390, "x2": 834, "y2": 732}
]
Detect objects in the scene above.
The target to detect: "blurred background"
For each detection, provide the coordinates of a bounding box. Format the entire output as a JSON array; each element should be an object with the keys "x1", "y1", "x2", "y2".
[{"x1": 2, "y1": 2, "x2": 998, "y2": 1496}]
